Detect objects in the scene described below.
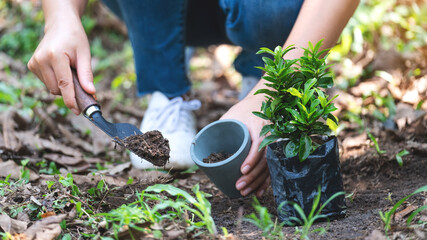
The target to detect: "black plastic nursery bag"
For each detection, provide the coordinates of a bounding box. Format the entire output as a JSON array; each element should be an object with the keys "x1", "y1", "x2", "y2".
[{"x1": 266, "y1": 136, "x2": 346, "y2": 223}]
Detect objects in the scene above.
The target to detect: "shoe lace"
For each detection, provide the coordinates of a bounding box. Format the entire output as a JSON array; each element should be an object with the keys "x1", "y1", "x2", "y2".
[{"x1": 151, "y1": 97, "x2": 201, "y2": 132}]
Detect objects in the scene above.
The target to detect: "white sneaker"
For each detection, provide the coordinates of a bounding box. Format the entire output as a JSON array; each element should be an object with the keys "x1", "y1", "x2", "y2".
[{"x1": 130, "y1": 91, "x2": 201, "y2": 170}]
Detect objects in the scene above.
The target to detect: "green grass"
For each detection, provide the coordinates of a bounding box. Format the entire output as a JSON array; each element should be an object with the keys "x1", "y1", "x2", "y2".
[{"x1": 379, "y1": 185, "x2": 427, "y2": 236}]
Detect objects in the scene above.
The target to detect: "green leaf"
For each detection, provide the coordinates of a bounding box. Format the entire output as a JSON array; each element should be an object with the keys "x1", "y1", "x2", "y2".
[
  {"x1": 252, "y1": 111, "x2": 269, "y2": 120},
  {"x1": 259, "y1": 135, "x2": 280, "y2": 150},
  {"x1": 286, "y1": 108, "x2": 306, "y2": 124},
  {"x1": 287, "y1": 88, "x2": 302, "y2": 98},
  {"x1": 256, "y1": 47, "x2": 275, "y2": 55},
  {"x1": 97, "y1": 179, "x2": 105, "y2": 191},
  {"x1": 407, "y1": 205, "x2": 427, "y2": 226},
  {"x1": 146, "y1": 184, "x2": 196, "y2": 204},
  {"x1": 270, "y1": 98, "x2": 282, "y2": 112},
  {"x1": 261, "y1": 75, "x2": 277, "y2": 83},
  {"x1": 319, "y1": 96, "x2": 327, "y2": 108},
  {"x1": 259, "y1": 125, "x2": 273, "y2": 137},
  {"x1": 285, "y1": 140, "x2": 298, "y2": 158},
  {"x1": 255, "y1": 66, "x2": 268, "y2": 72},
  {"x1": 253, "y1": 88, "x2": 277, "y2": 97},
  {"x1": 318, "y1": 76, "x2": 334, "y2": 88},
  {"x1": 303, "y1": 89, "x2": 315, "y2": 106},
  {"x1": 327, "y1": 113, "x2": 338, "y2": 125},
  {"x1": 262, "y1": 57, "x2": 275, "y2": 66},
  {"x1": 309, "y1": 99, "x2": 321, "y2": 113},
  {"x1": 395, "y1": 149, "x2": 409, "y2": 167},
  {"x1": 326, "y1": 94, "x2": 339, "y2": 106},
  {"x1": 281, "y1": 122, "x2": 296, "y2": 133},
  {"x1": 323, "y1": 104, "x2": 338, "y2": 115},
  {"x1": 367, "y1": 132, "x2": 386, "y2": 155},
  {"x1": 297, "y1": 102, "x2": 309, "y2": 121},
  {"x1": 298, "y1": 134, "x2": 312, "y2": 162},
  {"x1": 304, "y1": 78, "x2": 317, "y2": 92},
  {"x1": 315, "y1": 88, "x2": 325, "y2": 99}
]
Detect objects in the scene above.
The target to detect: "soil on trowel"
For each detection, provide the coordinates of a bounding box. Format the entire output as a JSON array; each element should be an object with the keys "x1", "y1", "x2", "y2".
[
  {"x1": 120, "y1": 130, "x2": 170, "y2": 167},
  {"x1": 203, "y1": 152, "x2": 232, "y2": 164}
]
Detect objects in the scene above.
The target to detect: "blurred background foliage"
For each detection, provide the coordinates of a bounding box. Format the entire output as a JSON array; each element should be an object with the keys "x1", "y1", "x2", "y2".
[{"x1": 0, "y1": 0, "x2": 426, "y2": 126}]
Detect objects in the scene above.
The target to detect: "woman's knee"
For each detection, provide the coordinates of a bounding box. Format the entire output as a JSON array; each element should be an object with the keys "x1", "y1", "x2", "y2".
[
  {"x1": 101, "y1": 0, "x2": 124, "y2": 20},
  {"x1": 220, "y1": 0, "x2": 304, "y2": 52}
]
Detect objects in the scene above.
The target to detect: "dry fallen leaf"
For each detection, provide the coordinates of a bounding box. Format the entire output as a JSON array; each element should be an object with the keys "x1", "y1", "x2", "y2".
[
  {"x1": 341, "y1": 133, "x2": 369, "y2": 149},
  {"x1": 364, "y1": 229, "x2": 386, "y2": 240},
  {"x1": 394, "y1": 205, "x2": 417, "y2": 221},
  {"x1": 0, "y1": 160, "x2": 39, "y2": 181},
  {"x1": 407, "y1": 141, "x2": 427, "y2": 154},
  {"x1": 40, "y1": 212, "x2": 56, "y2": 219},
  {"x1": 14, "y1": 131, "x2": 83, "y2": 158},
  {"x1": 394, "y1": 103, "x2": 425, "y2": 130},
  {"x1": 43, "y1": 153, "x2": 83, "y2": 166},
  {"x1": 1, "y1": 110, "x2": 20, "y2": 151},
  {"x1": 0, "y1": 214, "x2": 28, "y2": 235},
  {"x1": 23, "y1": 214, "x2": 66, "y2": 240}
]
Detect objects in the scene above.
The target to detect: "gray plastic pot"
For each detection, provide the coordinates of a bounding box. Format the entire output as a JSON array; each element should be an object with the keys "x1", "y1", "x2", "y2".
[{"x1": 190, "y1": 119, "x2": 251, "y2": 198}]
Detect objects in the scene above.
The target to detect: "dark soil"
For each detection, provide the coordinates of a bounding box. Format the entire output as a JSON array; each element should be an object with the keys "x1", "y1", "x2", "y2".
[
  {"x1": 193, "y1": 135, "x2": 427, "y2": 239},
  {"x1": 203, "y1": 152, "x2": 233, "y2": 164},
  {"x1": 121, "y1": 130, "x2": 170, "y2": 167}
]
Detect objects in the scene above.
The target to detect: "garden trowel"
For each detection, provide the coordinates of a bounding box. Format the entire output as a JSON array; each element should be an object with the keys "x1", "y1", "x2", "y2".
[
  {"x1": 72, "y1": 69, "x2": 142, "y2": 141},
  {"x1": 72, "y1": 69, "x2": 169, "y2": 166}
]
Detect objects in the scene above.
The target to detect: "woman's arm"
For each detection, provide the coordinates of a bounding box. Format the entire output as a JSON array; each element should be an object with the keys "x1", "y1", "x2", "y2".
[{"x1": 222, "y1": 0, "x2": 360, "y2": 197}]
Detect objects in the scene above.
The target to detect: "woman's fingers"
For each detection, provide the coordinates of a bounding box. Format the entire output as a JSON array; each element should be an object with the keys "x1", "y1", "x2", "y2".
[
  {"x1": 240, "y1": 167, "x2": 270, "y2": 196},
  {"x1": 51, "y1": 55, "x2": 79, "y2": 114},
  {"x1": 236, "y1": 154, "x2": 268, "y2": 196},
  {"x1": 239, "y1": 134, "x2": 264, "y2": 175},
  {"x1": 76, "y1": 48, "x2": 95, "y2": 95}
]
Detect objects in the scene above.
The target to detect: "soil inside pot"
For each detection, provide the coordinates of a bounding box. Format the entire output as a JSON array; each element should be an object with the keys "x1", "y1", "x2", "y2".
[
  {"x1": 203, "y1": 152, "x2": 232, "y2": 164},
  {"x1": 118, "y1": 130, "x2": 170, "y2": 167}
]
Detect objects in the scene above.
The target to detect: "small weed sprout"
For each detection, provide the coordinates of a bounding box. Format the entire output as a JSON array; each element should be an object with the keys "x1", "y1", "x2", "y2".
[
  {"x1": 37, "y1": 160, "x2": 60, "y2": 175},
  {"x1": 99, "y1": 184, "x2": 217, "y2": 239},
  {"x1": 145, "y1": 184, "x2": 218, "y2": 235},
  {"x1": 100, "y1": 203, "x2": 155, "y2": 239},
  {"x1": 244, "y1": 197, "x2": 285, "y2": 239},
  {"x1": 19, "y1": 159, "x2": 31, "y2": 184},
  {"x1": 0, "y1": 174, "x2": 12, "y2": 196},
  {"x1": 379, "y1": 185, "x2": 427, "y2": 236},
  {"x1": 281, "y1": 187, "x2": 345, "y2": 240},
  {"x1": 367, "y1": 132, "x2": 386, "y2": 155},
  {"x1": 88, "y1": 179, "x2": 109, "y2": 197},
  {"x1": 58, "y1": 173, "x2": 81, "y2": 196},
  {"x1": 395, "y1": 149, "x2": 409, "y2": 167}
]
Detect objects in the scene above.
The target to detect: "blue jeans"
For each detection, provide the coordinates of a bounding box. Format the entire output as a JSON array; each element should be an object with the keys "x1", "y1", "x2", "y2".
[{"x1": 102, "y1": 0, "x2": 304, "y2": 97}]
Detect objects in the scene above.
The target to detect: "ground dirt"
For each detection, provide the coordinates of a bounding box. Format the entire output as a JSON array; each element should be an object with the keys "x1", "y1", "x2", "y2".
[{"x1": 199, "y1": 141, "x2": 427, "y2": 239}]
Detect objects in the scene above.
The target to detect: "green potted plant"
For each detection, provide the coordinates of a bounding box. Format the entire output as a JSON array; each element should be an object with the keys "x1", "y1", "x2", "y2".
[{"x1": 253, "y1": 40, "x2": 346, "y2": 222}]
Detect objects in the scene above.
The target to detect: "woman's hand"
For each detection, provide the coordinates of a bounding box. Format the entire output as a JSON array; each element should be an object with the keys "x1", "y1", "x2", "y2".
[
  {"x1": 221, "y1": 92, "x2": 270, "y2": 198},
  {"x1": 28, "y1": 0, "x2": 94, "y2": 115}
]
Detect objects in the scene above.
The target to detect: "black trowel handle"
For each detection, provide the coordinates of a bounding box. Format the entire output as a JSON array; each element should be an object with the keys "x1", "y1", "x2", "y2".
[{"x1": 72, "y1": 69, "x2": 100, "y2": 116}]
